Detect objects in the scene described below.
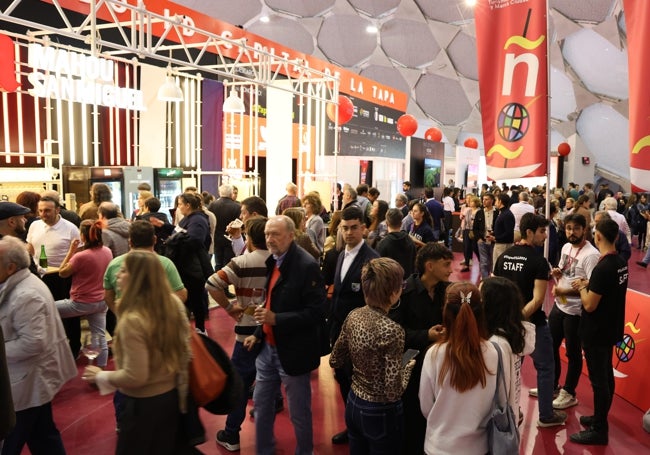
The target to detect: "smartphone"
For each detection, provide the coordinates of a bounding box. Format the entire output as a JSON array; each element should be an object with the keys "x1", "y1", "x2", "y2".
[{"x1": 402, "y1": 349, "x2": 420, "y2": 367}]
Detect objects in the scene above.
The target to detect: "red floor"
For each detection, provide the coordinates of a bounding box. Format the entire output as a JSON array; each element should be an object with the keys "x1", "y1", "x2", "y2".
[{"x1": 38, "y1": 249, "x2": 650, "y2": 454}]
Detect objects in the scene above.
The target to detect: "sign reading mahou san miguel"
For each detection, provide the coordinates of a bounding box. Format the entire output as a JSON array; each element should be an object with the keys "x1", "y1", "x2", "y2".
[
  {"x1": 475, "y1": 0, "x2": 548, "y2": 180},
  {"x1": 40, "y1": 0, "x2": 408, "y2": 112}
]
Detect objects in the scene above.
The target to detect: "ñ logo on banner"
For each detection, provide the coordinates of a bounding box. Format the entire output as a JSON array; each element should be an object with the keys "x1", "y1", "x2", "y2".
[{"x1": 0, "y1": 34, "x2": 20, "y2": 93}]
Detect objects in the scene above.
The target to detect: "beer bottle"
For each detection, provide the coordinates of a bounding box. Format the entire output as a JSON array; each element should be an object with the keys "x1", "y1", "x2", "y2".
[{"x1": 39, "y1": 245, "x2": 48, "y2": 268}]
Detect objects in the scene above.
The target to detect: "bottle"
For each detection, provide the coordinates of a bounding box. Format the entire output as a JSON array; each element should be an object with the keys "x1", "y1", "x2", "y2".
[{"x1": 39, "y1": 245, "x2": 48, "y2": 268}]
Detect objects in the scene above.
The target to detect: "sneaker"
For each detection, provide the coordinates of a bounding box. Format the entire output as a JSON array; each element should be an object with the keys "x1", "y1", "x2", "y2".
[
  {"x1": 537, "y1": 410, "x2": 568, "y2": 428},
  {"x1": 553, "y1": 389, "x2": 578, "y2": 409},
  {"x1": 216, "y1": 430, "x2": 240, "y2": 451},
  {"x1": 195, "y1": 328, "x2": 208, "y2": 336},
  {"x1": 636, "y1": 261, "x2": 648, "y2": 269},
  {"x1": 569, "y1": 429, "x2": 608, "y2": 445},
  {"x1": 529, "y1": 386, "x2": 560, "y2": 398},
  {"x1": 579, "y1": 415, "x2": 596, "y2": 427},
  {"x1": 460, "y1": 260, "x2": 467, "y2": 266}
]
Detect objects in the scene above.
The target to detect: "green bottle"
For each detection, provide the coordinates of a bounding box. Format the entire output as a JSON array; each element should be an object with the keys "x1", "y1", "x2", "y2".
[{"x1": 39, "y1": 245, "x2": 48, "y2": 268}]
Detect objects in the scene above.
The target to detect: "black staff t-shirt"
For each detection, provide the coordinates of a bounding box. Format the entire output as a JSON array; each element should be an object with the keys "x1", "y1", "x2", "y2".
[{"x1": 580, "y1": 253, "x2": 628, "y2": 347}]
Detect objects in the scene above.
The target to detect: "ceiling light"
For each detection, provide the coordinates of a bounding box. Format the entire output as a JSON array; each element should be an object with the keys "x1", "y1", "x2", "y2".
[
  {"x1": 260, "y1": 16, "x2": 270, "y2": 23},
  {"x1": 223, "y1": 88, "x2": 245, "y2": 113},
  {"x1": 366, "y1": 25, "x2": 378, "y2": 34},
  {"x1": 157, "y1": 68, "x2": 183, "y2": 102}
]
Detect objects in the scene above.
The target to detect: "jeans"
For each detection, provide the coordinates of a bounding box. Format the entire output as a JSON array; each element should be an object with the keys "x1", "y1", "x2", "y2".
[
  {"x1": 345, "y1": 390, "x2": 404, "y2": 455},
  {"x1": 583, "y1": 345, "x2": 614, "y2": 434},
  {"x1": 1, "y1": 402, "x2": 65, "y2": 455},
  {"x1": 226, "y1": 340, "x2": 261, "y2": 434},
  {"x1": 548, "y1": 305, "x2": 582, "y2": 395},
  {"x1": 254, "y1": 344, "x2": 313, "y2": 455},
  {"x1": 530, "y1": 322, "x2": 555, "y2": 420},
  {"x1": 477, "y1": 241, "x2": 494, "y2": 279},
  {"x1": 56, "y1": 299, "x2": 108, "y2": 367}
]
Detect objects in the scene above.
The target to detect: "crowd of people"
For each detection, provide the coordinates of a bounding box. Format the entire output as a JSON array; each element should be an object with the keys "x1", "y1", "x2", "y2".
[{"x1": 0, "y1": 177, "x2": 630, "y2": 454}]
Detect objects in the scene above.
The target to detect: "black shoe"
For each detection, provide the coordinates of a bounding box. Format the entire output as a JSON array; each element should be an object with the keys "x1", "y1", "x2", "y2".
[
  {"x1": 569, "y1": 429, "x2": 608, "y2": 445},
  {"x1": 460, "y1": 266, "x2": 470, "y2": 272},
  {"x1": 332, "y1": 430, "x2": 349, "y2": 444},
  {"x1": 216, "y1": 430, "x2": 241, "y2": 451},
  {"x1": 579, "y1": 415, "x2": 596, "y2": 427},
  {"x1": 636, "y1": 261, "x2": 648, "y2": 268}
]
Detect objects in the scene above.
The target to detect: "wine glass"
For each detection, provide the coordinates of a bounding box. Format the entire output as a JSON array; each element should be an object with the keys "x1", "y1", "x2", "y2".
[
  {"x1": 250, "y1": 288, "x2": 266, "y2": 325},
  {"x1": 81, "y1": 333, "x2": 100, "y2": 366}
]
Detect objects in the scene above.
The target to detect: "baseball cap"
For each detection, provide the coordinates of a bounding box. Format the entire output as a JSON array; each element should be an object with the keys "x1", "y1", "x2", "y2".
[{"x1": 0, "y1": 202, "x2": 31, "y2": 220}]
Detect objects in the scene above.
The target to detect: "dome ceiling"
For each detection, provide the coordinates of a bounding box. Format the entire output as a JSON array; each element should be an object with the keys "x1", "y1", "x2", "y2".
[{"x1": 175, "y1": 0, "x2": 630, "y2": 179}]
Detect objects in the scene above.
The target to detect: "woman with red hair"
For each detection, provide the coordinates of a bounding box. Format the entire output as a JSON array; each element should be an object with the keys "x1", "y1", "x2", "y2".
[
  {"x1": 419, "y1": 281, "x2": 514, "y2": 454},
  {"x1": 56, "y1": 219, "x2": 113, "y2": 368}
]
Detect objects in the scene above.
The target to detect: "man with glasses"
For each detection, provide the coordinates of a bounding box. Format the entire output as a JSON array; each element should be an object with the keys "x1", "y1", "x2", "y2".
[
  {"x1": 329, "y1": 206, "x2": 379, "y2": 445},
  {"x1": 389, "y1": 242, "x2": 452, "y2": 454}
]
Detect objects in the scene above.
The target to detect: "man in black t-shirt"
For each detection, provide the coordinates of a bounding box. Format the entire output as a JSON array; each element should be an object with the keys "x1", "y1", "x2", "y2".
[
  {"x1": 569, "y1": 219, "x2": 627, "y2": 445},
  {"x1": 494, "y1": 213, "x2": 568, "y2": 427}
]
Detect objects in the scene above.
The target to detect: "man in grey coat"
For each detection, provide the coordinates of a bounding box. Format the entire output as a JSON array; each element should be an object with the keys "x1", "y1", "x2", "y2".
[{"x1": 0, "y1": 236, "x2": 77, "y2": 454}]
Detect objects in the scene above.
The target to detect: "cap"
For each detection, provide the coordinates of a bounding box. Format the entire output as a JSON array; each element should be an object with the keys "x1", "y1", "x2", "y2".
[{"x1": 0, "y1": 202, "x2": 31, "y2": 220}]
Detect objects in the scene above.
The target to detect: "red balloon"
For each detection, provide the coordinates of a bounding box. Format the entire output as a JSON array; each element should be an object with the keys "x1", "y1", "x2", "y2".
[
  {"x1": 326, "y1": 95, "x2": 354, "y2": 125},
  {"x1": 558, "y1": 142, "x2": 571, "y2": 156},
  {"x1": 464, "y1": 137, "x2": 479, "y2": 149},
  {"x1": 425, "y1": 127, "x2": 442, "y2": 142},
  {"x1": 397, "y1": 114, "x2": 418, "y2": 137}
]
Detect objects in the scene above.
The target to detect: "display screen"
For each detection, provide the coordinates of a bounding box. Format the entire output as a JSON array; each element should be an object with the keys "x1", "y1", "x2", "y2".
[{"x1": 424, "y1": 158, "x2": 441, "y2": 188}]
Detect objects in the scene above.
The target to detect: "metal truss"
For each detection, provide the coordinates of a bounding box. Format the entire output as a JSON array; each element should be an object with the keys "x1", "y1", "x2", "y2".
[{"x1": 0, "y1": 0, "x2": 340, "y2": 102}]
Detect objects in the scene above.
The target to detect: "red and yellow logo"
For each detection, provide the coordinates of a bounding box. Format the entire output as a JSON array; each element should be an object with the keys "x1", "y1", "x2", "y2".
[{"x1": 0, "y1": 34, "x2": 20, "y2": 93}]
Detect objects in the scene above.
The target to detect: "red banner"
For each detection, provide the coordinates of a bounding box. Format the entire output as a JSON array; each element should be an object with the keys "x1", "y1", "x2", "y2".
[
  {"x1": 475, "y1": 0, "x2": 548, "y2": 180},
  {"x1": 624, "y1": 0, "x2": 650, "y2": 192}
]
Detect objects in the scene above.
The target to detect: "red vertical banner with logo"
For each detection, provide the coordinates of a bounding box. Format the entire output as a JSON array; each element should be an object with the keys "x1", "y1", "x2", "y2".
[
  {"x1": 475, "y1": 0, "x2": 548, "y2": 180},
  {"x1": 624, "y1": 0, "x2": 650, "y2": 192}
]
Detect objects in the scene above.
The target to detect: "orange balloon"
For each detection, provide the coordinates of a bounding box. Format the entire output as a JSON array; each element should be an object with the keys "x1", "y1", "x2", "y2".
[
  {"x1": 326, "y1": 95, "x2": 354, "y2": 125},
  {"x1": 425, "y1": 127, "x2": 442, "y2": 142},
  {"x1": 397, "y1": 114, "x2": 418, "y2": 137},
  {"x1": 558, "y1": 142, "x2": 571, "y2": 156},
  {"x1": 464, "y1": 137, "x2": 479, "y2": 149}
]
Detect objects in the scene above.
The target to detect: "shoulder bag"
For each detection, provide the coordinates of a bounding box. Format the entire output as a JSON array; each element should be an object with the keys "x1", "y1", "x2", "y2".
[
  {"x1": 487, "y1": 341, "x2": 520, "y2": 455},
  {"x1": 189, "y1": 331, "x2": 227, "y2": 407}
]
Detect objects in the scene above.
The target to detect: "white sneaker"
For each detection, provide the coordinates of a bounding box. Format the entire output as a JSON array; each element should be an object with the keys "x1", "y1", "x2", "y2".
[
  {"x1": 195, "y1": 328, "x2": 208, "y2": 336},
  {"x1": 553, "y1": 389, "x2": 578, "y2": 409}
]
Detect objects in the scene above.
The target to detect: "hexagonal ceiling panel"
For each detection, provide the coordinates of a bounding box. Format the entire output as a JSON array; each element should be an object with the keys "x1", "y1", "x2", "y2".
[
  {"x1": 446, "y1": 31, "x2": 477, "y2": 80},
  {"x1": 415, "y1": 0, "x2": 475, "y2": 24},
  {"x1": 317, "y1": 14, "x2": 376, "y2": 67},
  {"x1": 380, "y1": 18, "x2": 440, "y2": 69},
  {"x1": 550, "y1": 0, "x2": 617, "y2": 23},
  {"x1": 359, "y1": 65, "x2": 410, "y2": 96},
  {"x1": 415, "y1": 74, "x2": 472, "y2": 125},
  {"x1": 248, "y1": 16, "x2": 315, "y2": 54},
  {"x1": 175, "y1": 0, "x2": 262, "y2": 27}
]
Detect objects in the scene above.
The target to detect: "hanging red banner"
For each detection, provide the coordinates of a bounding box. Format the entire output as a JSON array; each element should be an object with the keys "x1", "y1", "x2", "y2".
[
  {"x1": 624, "y1": 0, "x2": 650, "y2": 192},
  {"x1": 475, "y1": 0, "x2": 548, "y2": 180}
]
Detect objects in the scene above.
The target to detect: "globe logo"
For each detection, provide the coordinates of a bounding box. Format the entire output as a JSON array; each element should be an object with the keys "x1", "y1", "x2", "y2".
[
  {"x1": 615, "y1": 334, "x2": 635, "y2": 362},
  {"x1": 497, "y1": 102, "x2": 529, "y2": 142}
]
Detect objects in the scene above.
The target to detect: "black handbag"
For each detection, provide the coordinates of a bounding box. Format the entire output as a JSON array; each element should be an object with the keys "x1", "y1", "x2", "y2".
[{"x1": 487, "y1": 341, "x2": 520, "y2": 455}]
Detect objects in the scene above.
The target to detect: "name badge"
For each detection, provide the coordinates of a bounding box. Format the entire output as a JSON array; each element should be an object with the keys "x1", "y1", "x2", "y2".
[{"x1": 351, "y1": 283, "x2": 361, "y2": 292}]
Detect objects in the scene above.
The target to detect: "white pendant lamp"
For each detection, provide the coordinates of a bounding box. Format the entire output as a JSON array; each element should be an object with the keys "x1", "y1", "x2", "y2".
[
  {"x1": 223, "y1": 87, "x2": 245, "y2": 113},
  {"x1": 157, "y1": 67, "x2": 183, "y2": 102}
]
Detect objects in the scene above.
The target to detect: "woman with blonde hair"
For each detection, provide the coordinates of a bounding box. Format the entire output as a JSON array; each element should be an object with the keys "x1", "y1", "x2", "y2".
[
  {"x1": 283, "y1": 207, "x2": 321, "y2": 260},
  {"x1": 459, "y1": 194, "x2": 480, "y2": 272},
  {"x1": 302, "y1": 192, "x2": 326, "y2": 253},
  {"x1": 419, "y1": 281, "x2": 513, "y2": 455},
  {"x1": 330, "y1": 257, "x2": 414, "y2": 454},
  {"x1": 83, "y1": 251, "x2": 191, "y2": 455}
]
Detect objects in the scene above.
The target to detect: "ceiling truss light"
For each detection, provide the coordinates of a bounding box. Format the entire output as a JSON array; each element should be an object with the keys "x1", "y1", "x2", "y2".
[
  {"x1": 157, "y1": 66, "x2": 183, "y2": 102},
  {"x1": 223, "y1": 87, "x2": 245, "y2": 113}
]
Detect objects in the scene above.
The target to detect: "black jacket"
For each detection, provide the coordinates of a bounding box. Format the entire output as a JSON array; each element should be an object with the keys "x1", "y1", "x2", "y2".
[
  {"x1": 330, "y1": 242, "x2": 379, "y2": 342},
  {"x1": 473, "y1": 207, "x2": 498, "y2": 242},
  {"x1": 261, "y1": 242, "x2": 326, "y2": 376}
]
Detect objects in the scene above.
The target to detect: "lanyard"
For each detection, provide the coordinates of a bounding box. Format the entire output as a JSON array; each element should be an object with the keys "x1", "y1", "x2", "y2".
[{"x1": 562, "y1": 243, "x2": 584, "y2": 273}]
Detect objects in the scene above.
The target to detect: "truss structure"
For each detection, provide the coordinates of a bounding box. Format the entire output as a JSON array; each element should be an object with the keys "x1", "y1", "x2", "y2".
[{"x1": 0, "y1": 0, "x2": 340, "y2": 102}]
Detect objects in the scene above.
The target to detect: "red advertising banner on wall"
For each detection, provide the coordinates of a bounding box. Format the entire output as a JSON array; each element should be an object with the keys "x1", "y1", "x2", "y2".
[
  {"x1": 475, "y1": 0, "x2": 548, "y2": 180},
  {"x1": 624, "y1": 0, "x2": 650, "y2": 192}
]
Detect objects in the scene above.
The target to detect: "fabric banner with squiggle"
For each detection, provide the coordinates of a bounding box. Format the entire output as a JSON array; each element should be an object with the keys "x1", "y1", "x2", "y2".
[
  {"x1": 475, "y1": 0, "x2": 548, "y2": 180},
  {"x1": 624, "y1": 0, "x2": 650, "y2": 192}
]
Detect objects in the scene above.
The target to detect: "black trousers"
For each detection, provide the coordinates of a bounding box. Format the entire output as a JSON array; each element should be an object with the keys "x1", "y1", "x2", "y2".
[
  {"x1": 1, "y1": 402, "x2": 65, "y2": 455},
  {"x1": 583, "y1": 344, "x2": 614, "y2": 434},
  {"x1": 548, "y1": 305, "x2": 583, "y2": 395}
]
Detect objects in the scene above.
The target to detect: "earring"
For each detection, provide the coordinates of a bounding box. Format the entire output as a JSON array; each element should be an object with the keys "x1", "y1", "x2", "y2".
[{"x1": 390, "y1": 299, "x2": 401, "y2": 311}]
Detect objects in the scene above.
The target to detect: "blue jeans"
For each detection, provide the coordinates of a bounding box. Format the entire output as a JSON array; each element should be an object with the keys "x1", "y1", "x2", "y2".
[
  {"x1": 530, "y1": 322, "x2": 556, "y2": 420},
  {"x1": 548, "y1": 305, "x2": 583, "y2": 395},
  {"x1": 254, "y1": 343, "x2": 313, "y2": 455},
  {"x1": 477, "y1": 241, "x2": 494, "y2": 279},
  {"x1": 226, "y1": 340, "x2": 261, "y2": 434},
  {"x1": 56, "y1": 299, "x2": 108, "y2": 367},
  {"x1": 583, "y1": 345, "x2": 614, "y2": 434},
  {"x1": 345, "y1": 391, "x2": 404, "y2": 455}
]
